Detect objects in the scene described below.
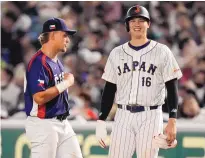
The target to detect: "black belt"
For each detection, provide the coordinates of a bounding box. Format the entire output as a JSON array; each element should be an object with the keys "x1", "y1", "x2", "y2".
[
  {"x1": 118, "y1": 104, "x2": 159, "y2": 113},
  {"x1": 55, "y1": 112, "x2": 69, "y2": 121}
]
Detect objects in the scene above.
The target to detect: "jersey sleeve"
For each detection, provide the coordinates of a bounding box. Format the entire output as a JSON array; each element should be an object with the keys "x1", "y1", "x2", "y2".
[
  {"x1": 162, "y1": 46, "x2": 183, "y2": 82},
  {"x1": 27, "y1": 58, "x2": 49, "y2": 95},
  {"x1": 102, "y1": 49, "x2": 117, "y2": 84}
]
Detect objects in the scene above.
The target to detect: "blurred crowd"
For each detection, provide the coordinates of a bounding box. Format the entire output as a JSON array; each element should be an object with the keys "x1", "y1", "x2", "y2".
[{"x1": 1, "y1": 1, "x2": 205, "y2": 122}]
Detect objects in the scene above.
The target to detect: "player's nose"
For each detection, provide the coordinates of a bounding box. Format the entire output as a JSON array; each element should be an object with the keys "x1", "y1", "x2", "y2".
[
  {"x1": 135, "y1": 22, "x2": 140, "y2": 26},
  {"x1": 66, "y1": 36, "x2": 70, "y2": 44}
]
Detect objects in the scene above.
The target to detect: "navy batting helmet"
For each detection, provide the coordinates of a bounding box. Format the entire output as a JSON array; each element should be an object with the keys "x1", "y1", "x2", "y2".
[{"x1": 125, "y1": 5, "x2": 150, "y2": 32}]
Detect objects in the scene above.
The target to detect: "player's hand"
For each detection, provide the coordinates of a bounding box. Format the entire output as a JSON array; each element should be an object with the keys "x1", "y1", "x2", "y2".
[
  {"x1": 64, "y1": 73, "x2": 74, "y2": 87},
  {"x1": 96, "y1": 120, "x2": 107, "y2": 148},
  {"x1": 164, "y1": 118, "x2": 177, "y2": 145}
]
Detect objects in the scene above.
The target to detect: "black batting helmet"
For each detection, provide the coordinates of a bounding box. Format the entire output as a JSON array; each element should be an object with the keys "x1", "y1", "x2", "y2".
[{"x1": 125, "y1": 5, "x2": 150, "y2": 32}]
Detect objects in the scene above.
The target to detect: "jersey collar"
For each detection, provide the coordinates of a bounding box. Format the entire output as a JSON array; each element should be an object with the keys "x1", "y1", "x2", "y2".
[
  {"x1": 122, "y1": 40, "x2": 158, "y2": 57},
  {"x1": 128, "y1": 40, "x2": 151, "y2": 51}
]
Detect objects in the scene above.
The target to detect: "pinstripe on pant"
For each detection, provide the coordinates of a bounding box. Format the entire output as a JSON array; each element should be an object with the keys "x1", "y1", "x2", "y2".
[{"x1": 108, "y1": 107, "x2": 163, "y2": 158}]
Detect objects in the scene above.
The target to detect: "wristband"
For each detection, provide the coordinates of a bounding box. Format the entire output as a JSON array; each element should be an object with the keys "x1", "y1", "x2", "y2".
[{"x1": 55, "y1": 80, "x2": 69, "y2": 93}]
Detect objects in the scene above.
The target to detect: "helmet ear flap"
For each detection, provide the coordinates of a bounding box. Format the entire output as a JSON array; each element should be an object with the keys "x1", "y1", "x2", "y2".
[{"x1": 125, "y1": 21, "x2": 130, "y2": 32}]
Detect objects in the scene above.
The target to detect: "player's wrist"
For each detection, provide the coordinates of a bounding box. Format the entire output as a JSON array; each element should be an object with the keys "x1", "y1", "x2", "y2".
[
  {"x1": 168, "y1": 118, "x2": 177, "y2": 124},
  {"x1": 56, "y1": 80, "x2": 69, "y2": 93}
]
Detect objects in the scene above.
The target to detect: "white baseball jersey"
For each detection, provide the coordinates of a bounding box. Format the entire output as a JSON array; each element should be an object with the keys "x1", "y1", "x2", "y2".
[{"x1": 102, "y1": 40, "x2": 182, "y2": 106}]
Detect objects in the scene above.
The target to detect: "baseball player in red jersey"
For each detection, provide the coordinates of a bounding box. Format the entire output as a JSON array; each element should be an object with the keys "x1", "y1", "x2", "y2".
[
  {"x1": 96, "y1": 5, "x2": 181, "y2": 158},
  {"x1": 24, "y1": 18, "x2": 83, "y2": 158}
]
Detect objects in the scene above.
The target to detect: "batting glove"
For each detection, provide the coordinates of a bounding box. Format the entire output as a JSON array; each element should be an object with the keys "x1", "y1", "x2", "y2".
[
  {"x1": 96, "y1": 120, "x2": 107, "y2": 148},
  {"x1": 152, "y1": 134, "x2": 177, "y2": 149}
]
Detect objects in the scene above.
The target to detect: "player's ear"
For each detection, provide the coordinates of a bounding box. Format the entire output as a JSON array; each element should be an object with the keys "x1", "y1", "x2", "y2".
[{"x1": 147, "y1": 21, "x2": 151, "y2": 28}]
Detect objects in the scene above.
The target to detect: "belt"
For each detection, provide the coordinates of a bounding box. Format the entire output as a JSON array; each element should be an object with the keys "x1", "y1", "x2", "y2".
[
  {"x1": 55, "y1": 112, "x2": 69, "y2": 121},
  {"x1": 117, "y1": 104, "x2": 159, "y2": 113}
]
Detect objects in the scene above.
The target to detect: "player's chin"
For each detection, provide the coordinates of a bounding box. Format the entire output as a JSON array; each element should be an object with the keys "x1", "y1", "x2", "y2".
[
  {"x1": 131, "y1": 31, "x2": 141, "y2": 36},
  {"x1": 61, "y1": 47, "x2": 67, "y2": 53}
]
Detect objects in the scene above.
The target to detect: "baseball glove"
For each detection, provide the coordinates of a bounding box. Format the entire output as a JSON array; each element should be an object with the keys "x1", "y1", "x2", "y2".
[
  {"x1": 152, "y1": 134, "x2": 177, "y2": 149},
  {"x1": 96, "y1": 120, "x2": 107, "y2": 148}
]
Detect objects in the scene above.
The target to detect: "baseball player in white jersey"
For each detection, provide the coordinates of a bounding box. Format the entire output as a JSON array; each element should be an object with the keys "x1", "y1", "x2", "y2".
[{"x1": 96, "y1": 5, "x2": 182, "y2": 158}]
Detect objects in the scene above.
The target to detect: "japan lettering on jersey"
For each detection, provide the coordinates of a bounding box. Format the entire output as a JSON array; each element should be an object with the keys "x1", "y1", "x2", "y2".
[
  {"x1": 102, "y1": 40, "x2": 182, "y2": 106},
  {"x1": 24, "y1": 50, "x2": 70, "y2": 118}
]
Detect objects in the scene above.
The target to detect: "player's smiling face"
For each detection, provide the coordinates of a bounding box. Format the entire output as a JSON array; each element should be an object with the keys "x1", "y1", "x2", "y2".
[
  {"x1": 129, "y1": 17, "x2": 150, "y2": 38},
  {"x1": 54, "y1": 31, "x2": 70, "y2": 53}
]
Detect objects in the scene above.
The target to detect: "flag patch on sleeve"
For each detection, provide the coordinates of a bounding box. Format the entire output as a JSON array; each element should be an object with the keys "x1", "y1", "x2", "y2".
[{"x1": 38, "y1": 79, "x2": 45, "y2": 87}]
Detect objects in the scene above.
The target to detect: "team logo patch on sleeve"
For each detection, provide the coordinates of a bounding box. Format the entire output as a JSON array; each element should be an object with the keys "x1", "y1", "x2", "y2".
[
  {"x1": 171, "y1": 109, "x2": 177, "y2": 113},
  {"x1": 38, "y1": 79, "x2": 45, "y2": 87}
]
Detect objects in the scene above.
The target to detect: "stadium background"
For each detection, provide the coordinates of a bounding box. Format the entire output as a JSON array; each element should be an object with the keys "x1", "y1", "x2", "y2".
[{"x1": 1, "y1": 1, "x2": 205, "y2": 158}]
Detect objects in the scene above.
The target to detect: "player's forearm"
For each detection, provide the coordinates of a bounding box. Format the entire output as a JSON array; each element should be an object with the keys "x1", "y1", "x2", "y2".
[
  {"x1": 165, "y1": 78, "x2": 179, "y2": 118},
  {"x1": 33, "y1": 86, "x2": 60, "y2": 105},
  {"x1": 99, "y1": 81, "x2": 117, "y2": 120},
  {"x1": 33, "y1": 73, "x2": 74, "y2": 105}
]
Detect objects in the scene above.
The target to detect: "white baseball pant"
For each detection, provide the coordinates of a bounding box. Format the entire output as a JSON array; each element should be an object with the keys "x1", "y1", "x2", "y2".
[
  {"x1": 25, "y1": 116, "x2": 83, "y2": 158},
  {"x1": 108, "y1": 106, "x2": 163, "y2": 158}
]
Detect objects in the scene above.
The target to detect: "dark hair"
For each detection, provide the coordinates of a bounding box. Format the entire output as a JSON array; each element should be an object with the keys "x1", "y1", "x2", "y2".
[
  {"x1": 79, "y1": 92, "x2": 91, "y2": 102},
  {"x1": 5, "y1": 11, "x2": 18, "y2": 22},
  {"x1": 178, "y1": 37, "x2": 190, "y2": 50}
]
